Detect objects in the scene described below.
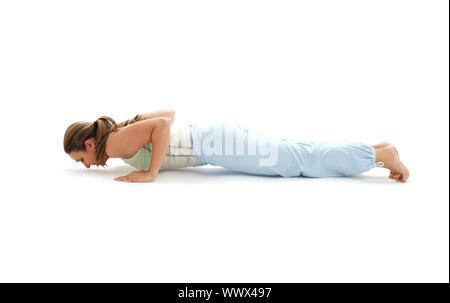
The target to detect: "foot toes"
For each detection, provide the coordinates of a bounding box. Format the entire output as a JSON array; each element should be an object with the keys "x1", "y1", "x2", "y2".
[{"x1": 391, "y1": 173, "x2": 402, "y2": 182}]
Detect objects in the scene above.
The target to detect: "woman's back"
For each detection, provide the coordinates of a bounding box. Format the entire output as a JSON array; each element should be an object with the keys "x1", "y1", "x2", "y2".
[{"x1": 121, "y1": 124, "x2": 202, "y2": 171}]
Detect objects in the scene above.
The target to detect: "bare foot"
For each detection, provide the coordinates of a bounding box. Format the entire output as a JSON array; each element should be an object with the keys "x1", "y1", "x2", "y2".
[
  {"x1": 375, "y1": 145, "x2": 410, "y2": 183},
  {"x1": 371, "y1": 141, "x2": 390, "y2": 149}
]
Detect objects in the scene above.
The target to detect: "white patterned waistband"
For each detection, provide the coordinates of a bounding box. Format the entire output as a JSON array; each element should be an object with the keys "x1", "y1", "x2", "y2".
[{"x1": 160, "y1": 124, "x2": 201, "y2": 169}]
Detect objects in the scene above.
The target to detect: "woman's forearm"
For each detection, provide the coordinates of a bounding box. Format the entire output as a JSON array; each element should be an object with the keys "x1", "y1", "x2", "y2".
[
  {"x1": 141, "y1": 109, "x2": 175, "y2": 125},
  {"x1": 147, "y1": 118, "x2": 171, "y2": 177}
]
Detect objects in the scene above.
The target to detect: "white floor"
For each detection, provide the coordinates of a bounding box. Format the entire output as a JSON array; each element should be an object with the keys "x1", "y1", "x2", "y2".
[{"x1": 0, "y1": 155, "x2": 448, "y2": 282}]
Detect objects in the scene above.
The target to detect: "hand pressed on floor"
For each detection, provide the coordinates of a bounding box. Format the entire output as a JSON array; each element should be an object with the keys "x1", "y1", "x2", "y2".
[{"x1": 114, "y1": 170, "x2": 157, "y2": 183}]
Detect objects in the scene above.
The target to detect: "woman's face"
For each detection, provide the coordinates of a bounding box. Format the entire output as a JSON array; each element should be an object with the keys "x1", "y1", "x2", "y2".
[{"x1": 68, "y1": 138, "x2": 103, "y2": 168}]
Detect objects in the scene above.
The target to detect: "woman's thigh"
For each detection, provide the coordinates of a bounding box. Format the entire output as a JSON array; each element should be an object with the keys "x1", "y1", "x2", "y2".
[{"x1": 190, "y1": 121, "x2": 300, "y2": 176}]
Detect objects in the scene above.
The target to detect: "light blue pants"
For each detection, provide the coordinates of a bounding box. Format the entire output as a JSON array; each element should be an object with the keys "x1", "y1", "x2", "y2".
[{"x1": 189, "y1": 121, "x2": 383, "y2": 177}]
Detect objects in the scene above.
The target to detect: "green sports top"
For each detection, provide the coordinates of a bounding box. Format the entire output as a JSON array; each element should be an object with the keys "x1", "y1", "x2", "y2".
[{"x1": 121, "y1": 143, "x2": 153, "y2": 171}]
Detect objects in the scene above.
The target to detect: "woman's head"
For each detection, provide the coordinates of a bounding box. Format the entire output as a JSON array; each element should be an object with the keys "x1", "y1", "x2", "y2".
[{"x1": 64, "y1": 114, "x2": 143, "y2": 168}]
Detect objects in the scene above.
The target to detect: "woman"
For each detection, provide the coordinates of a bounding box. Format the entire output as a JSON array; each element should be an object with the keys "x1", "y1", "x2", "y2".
[{"x1": 63, "y1": 109, "x2": 409, "y2": 183}]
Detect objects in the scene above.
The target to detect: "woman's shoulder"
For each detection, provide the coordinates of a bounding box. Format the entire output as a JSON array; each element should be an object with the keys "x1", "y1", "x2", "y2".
[{"x1": 104, "y1": 128, "x2": 128, "y2": 158}]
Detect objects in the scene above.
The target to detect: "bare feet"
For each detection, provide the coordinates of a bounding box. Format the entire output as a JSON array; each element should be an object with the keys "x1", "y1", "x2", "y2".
[
  {"x1": 374, "y1": 144, "x2": 410, "y2": 183},
  {"x1": 371, "y1": 141, "x2": 390, "y2": 150}
]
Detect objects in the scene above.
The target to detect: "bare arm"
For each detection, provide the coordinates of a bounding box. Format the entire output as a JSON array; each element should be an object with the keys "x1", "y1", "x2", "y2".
[
  {"x1": 146, "y1": 118, "x2": 171, "y2": 177},
  {"x1": 141, "y1": 109, "x2": 175, "y2": 125},
  {"x1": 107, "y1": 117, "x2": 171, "y2": 181}
]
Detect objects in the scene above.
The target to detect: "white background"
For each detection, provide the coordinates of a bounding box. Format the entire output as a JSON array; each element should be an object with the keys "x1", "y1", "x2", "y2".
[{"x1": 0, "y1": 0, "x2": 448, "y2": 282}]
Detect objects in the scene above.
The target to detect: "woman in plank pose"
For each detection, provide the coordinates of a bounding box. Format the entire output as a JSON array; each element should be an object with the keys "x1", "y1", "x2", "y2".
[{"x1": 63, "y1": 109, "x2": 409, "y2": 183}]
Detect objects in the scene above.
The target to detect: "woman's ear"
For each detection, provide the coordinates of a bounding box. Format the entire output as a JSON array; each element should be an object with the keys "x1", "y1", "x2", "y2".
[{"x1": 85, "y1": 138, "x2": 96, "y2": 151}]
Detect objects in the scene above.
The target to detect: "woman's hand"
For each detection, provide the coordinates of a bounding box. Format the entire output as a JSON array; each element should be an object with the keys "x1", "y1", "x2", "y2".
[{"x1": 114, "y1": 170, "x2": 157, "y2": 183}]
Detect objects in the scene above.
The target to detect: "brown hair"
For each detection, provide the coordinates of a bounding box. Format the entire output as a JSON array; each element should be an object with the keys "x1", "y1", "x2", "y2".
[{"x1": 63, "y1": 114, "x2": 144, "y2": 165}]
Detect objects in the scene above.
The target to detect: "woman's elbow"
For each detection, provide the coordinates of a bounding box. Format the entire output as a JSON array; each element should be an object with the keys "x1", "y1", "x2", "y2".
[
  {"x1": 167, "y1": 109, "x2": 175, "y2": 124},
  {"x1": 159, "y1": 117, "x2": 172, "y2": 127}
]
